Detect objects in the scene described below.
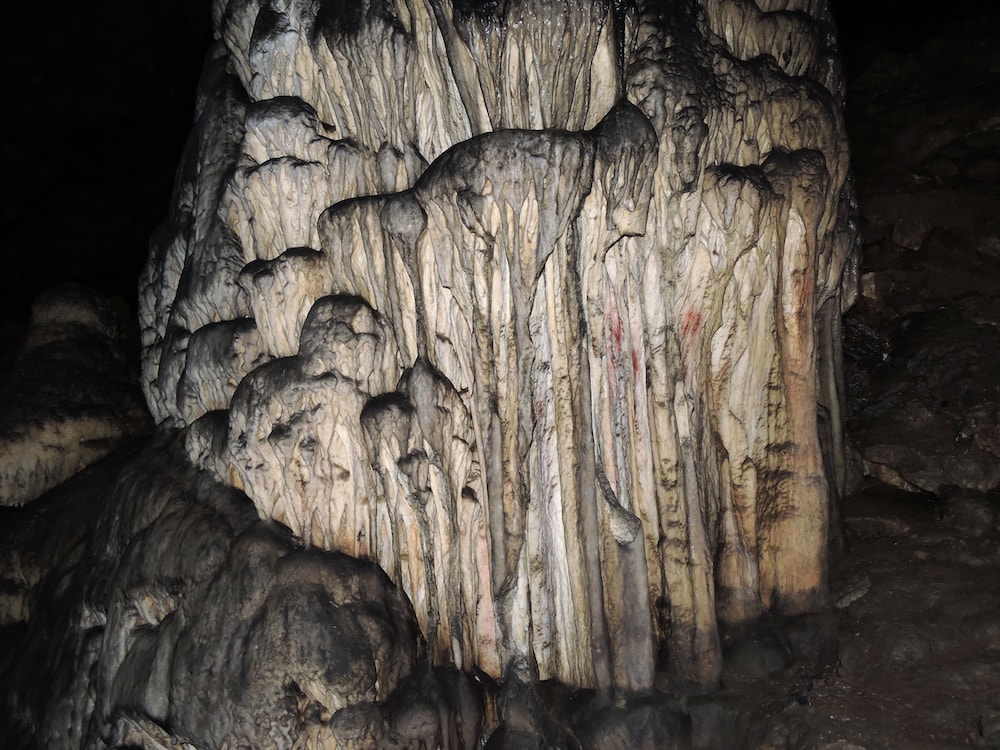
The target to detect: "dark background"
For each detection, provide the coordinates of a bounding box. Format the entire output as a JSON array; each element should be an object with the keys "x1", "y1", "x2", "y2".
[
  {"x1": 1, "y1": 1, "x2": 995, "y2": 325},
  {"x1": 3, "y1": 3, "x2": 211, "y2": 324}
]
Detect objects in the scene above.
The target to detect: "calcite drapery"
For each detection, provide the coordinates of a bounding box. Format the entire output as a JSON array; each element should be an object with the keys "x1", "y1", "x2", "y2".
[{"x1": 141, "y1": 0, "x2": 856, "y2": 691}]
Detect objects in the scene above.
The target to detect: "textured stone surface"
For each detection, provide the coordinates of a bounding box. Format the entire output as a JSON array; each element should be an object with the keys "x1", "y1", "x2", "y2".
[
  {"x1": 12, "y1": 4, "x2": 1000, "y2": 749},
  {"x1": 140, "y1": 0, "x2": 856, "y2": 694},
  {"x1": 848, "y1": 309, "x2": 1000, "y2": 494},
  {"x1": 0, "y1": 434, "x2": 457, "y2": 749},
  {"x1": 0, "y1": 284, "x2": 152, "y2": 506}
]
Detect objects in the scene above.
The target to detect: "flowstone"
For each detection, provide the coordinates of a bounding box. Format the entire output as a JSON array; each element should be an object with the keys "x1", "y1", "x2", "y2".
[{"x1": 141, "y1": 0, "x2": 857, "y2": 698}]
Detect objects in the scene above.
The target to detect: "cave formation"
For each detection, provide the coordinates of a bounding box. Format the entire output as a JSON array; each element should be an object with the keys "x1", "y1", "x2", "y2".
[{"x1": 2, "y1": 0, "x2": 858, "y2": 746}]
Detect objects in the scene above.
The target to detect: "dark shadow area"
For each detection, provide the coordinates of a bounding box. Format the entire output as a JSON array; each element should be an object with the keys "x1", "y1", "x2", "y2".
[{"x1": 2, "y1": 3, "x2": 211, "y2": 323}]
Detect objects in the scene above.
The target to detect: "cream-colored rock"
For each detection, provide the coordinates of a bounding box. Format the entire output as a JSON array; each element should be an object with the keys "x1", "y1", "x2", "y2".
[{"x1": 141, "y1": 0, "x2": 856, "y2": 693}]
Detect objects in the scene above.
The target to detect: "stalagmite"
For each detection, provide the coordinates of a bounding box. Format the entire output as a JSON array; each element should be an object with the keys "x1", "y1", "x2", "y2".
[{"x1": 141, "y1": 0, "x2": 856, "y2": 699}]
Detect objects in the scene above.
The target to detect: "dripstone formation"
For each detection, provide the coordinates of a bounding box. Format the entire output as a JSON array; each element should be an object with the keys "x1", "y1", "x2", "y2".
[{"x1": 2, "y1": 0, "x2": 857, "y2": 747}]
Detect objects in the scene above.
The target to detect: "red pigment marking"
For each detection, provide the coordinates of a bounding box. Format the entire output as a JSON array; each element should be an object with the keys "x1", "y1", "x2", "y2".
[
  {"x1": 632, "y1": 347, "x2": 640, "y2": 379},
  {"x1": 610, "y1": 309, "x2": 623, "y2": 356},
  {"x1": 680, "y1": 309, "x2": 702, "y2": 338}
]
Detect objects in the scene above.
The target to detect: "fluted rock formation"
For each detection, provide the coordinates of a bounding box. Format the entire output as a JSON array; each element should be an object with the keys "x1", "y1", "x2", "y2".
[{"x1": 141, "y1": 0, "x2": 857, "y2": 694}]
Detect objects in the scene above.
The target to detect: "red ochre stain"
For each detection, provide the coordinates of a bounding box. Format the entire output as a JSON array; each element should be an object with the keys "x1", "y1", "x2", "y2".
[
  {"x1": 611, "y1": 309, "x2": 623, "y2": 354},
  {"x1": 680, "y1": 309, "x2": 701, "y2": 338}
]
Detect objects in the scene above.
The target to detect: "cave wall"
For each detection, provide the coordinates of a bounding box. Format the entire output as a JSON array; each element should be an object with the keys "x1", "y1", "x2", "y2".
[{"x1": 140, "y1": 0, "x2": 857, "y2": 692}]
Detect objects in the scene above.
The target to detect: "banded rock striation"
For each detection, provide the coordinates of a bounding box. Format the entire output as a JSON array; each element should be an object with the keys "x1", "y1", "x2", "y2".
[{"x1": 138, "y1": 0, "x2": 855, "y2": 716}]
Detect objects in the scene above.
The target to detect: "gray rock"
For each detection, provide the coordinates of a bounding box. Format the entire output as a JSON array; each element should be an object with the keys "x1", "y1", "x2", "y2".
[
  {"x1": 940, "y1": 487, "x2": 1000, "y2": 537},
  {"x1": 0, "y1": 284, "x2": 151, "y2": 506},
  {"x1": 722, "y1": 625, "x2": 795, "y2": 680},
  {"x1": 572, "y1": 695, "x2": 691, "y2": 750},
  {"x1": 982, "y1": 708, "x2": 1000, "y2": 750},
  {"x1": 687, "y1": 692, "x2": 751, "y2": 750},
  {"x1": 4, "y1": 0, "x2": 862, "y2": 745},
  {"x1": 138, "y1": 0, "x2": 857, "y2": 696},
  {"x1": 885, "y1": 627, "x2": 931, "y2": 665},
  {"x1": 850, "y1": 309, "x2": 1000, "y2": 495},
  {"x1": 0, "y1": 434, "x2": 429, "y2": 749}
]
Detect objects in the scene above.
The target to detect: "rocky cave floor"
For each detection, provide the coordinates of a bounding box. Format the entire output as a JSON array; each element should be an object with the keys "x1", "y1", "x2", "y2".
[
  {"x1": 2, "y1": 11, "x2": 1000, "y2": 750},
  {"x1": 688, "y1": 483, "x2": 1000, "y2": 750}
]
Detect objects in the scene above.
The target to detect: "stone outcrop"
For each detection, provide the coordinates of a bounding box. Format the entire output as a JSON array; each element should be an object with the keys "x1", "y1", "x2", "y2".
[
  {"x1": 847, "y1": 308, "x2": 1000, "y2": 494},
  {"x1": 139, "y1": 0, "x2": 856, "y2": 697},
  {"x1": 0, "y1": 284, "x2": 152, "y2": 507}
]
